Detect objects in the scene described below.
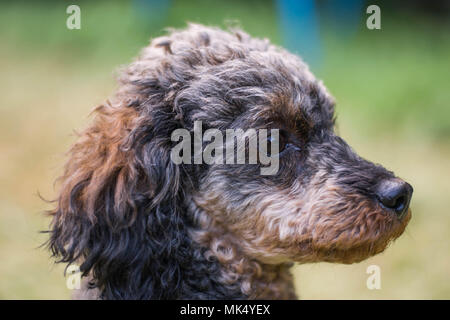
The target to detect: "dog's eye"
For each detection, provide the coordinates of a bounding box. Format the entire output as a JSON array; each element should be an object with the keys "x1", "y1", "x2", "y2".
[
  {"x1": 265, "y1": 130, "x2": 288, "y2": 156},
  {"x1": 265, "y1": 130, "x2": 301, "y2": 157}
]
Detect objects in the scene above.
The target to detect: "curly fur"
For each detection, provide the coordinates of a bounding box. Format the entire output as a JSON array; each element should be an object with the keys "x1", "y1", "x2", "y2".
[{"x1": 48, "y1": 24, "x2": 412, "y2": 300}]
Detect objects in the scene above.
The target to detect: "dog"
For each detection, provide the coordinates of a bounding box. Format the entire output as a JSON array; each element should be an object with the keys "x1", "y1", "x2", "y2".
[{"x1": 48, "y1": 24, "x2": 413, "y2": 299}]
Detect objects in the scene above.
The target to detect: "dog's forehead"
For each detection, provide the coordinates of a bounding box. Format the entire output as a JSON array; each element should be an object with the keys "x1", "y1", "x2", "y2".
[
  {"x1": 191, "y1": 49, "x2": 336, "y2": 131},
  {"x1": 238, "y1": 53, "x2": 336, "y2": 131},
  {"x1": 135, "y1": 25, "x2": 335, "y2": 130}
]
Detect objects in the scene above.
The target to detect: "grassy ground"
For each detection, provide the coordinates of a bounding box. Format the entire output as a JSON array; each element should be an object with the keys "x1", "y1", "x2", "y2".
[{"x1": 0, "y1": 1, "x2": 449, "y2": 299}]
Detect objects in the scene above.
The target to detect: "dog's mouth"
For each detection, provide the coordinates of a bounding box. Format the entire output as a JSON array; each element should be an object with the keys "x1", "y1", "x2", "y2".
[{"x1": 293, "y1": 207, "x2": 412, "y2": 264}]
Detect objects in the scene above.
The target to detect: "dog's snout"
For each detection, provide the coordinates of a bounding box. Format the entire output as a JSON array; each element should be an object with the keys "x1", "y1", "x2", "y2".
[{"x1": 375, "y1": 178, "x2": 413, "y2": 219}]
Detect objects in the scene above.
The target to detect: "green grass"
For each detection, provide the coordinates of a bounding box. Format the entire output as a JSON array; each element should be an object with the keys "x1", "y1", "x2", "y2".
[
  {"x1": 320, "y1": 15, "x2": 450, "y2": 139},
  {"x1": 0, "y1": 0, "x2": 449, "y2": 299}
]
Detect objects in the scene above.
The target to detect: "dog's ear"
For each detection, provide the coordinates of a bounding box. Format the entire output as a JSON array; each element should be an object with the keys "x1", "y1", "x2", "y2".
[{"x1": 48, "y1": 100, "x2": 191, "y2": 299}]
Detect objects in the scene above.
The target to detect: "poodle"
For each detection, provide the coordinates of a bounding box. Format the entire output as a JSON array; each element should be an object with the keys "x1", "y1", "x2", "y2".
[{"x1": 48, "y1": 24, "x2": 413, "y2": 299}]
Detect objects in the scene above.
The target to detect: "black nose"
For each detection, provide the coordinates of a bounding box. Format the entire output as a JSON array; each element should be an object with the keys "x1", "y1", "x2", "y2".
[{"x1": 375, "y1": 179, "x2": 413, "y2": 219}]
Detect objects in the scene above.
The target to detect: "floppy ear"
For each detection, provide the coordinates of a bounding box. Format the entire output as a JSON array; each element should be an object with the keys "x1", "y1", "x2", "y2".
[{"x1": 48, "y1": 100, "x2": 191, "y2": 299}]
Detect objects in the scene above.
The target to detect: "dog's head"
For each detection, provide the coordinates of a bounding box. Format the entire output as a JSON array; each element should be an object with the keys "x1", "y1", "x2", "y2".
[
  {"x1": 49, "y1": 24, "x2": 412, "y2": 298},
  {"x1": 160, "y1": 25, "x2": 412, "y2": 264}
]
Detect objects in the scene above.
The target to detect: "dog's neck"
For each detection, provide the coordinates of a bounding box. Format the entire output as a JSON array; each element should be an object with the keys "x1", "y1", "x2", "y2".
[
  {"x1": 74, "y1": 201, "x2": 297, "y2": 300},
  {"x1": 187, "y1": 201, "x2": 297, "y2": 300}
]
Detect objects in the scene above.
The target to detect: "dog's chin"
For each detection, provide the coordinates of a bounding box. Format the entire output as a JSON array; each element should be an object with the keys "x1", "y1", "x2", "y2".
[{"x1": 292, "y1": 209, "x2": 411, "y2": 264}]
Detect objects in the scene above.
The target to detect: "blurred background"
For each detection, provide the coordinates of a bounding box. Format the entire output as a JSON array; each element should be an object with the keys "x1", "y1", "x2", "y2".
[{"x1": 0, "y1": 0, "x2": 449, "y2": 299}]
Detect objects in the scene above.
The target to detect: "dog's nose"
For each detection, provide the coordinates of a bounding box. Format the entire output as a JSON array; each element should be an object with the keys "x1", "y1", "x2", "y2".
[{"x1": 375, "y1": 178, "x2": 413, "y2": 219}]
